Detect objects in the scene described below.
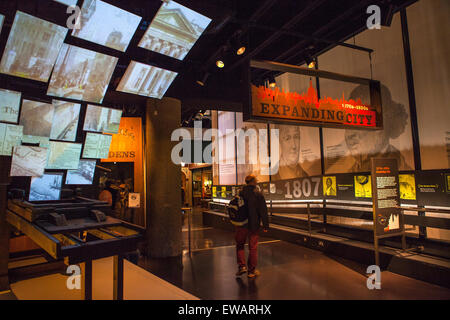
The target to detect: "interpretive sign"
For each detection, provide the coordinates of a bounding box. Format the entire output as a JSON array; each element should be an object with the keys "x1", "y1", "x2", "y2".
[
  {"x1": 0, "y1": 123, "x2": 23, "y2": 156},
  {"x1": 83, "y1": 133, "x2": 113, "y2": 159},
  {"x1": 370, "y1": 158, "x2": 403, "y2": 236}
]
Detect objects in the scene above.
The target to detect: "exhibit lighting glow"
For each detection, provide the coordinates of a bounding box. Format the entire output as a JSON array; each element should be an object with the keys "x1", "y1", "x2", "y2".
[
  {"x1": 236, "y1": 46, "x2": 246, "y2": 55},
  {"x1": 308, "y1": 61, "x2": 316, "y2": 69},
  {"x1": 216, "y1": 60, "x2": 225, "y2": 68},
  {"x1": 268, "y1": 76, "x2": 276, "y2": 88}
]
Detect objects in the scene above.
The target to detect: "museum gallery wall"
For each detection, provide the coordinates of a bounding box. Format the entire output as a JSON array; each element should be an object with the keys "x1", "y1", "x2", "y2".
[{"x1": 212, "y1": 1, "x2": 449, "y2": 241}]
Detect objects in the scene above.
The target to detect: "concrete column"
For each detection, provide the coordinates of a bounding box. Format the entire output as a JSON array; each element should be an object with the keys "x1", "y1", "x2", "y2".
[
  {"x1": 0, "y1": 157, "x2": 11, "y2": 291},
  {"x1": 145, "y1": 98, "x2": 182, "y2": 258}
]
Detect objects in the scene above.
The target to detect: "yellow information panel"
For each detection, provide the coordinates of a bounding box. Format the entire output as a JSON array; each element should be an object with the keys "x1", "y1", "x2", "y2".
[
  {"x1": 323, "y1": 176, "x2": 336, "y2": 196},
  {"x1": 354, "y1": 175, "x2": 372, "y2": 198},
  {"x1": 399, "y1": 174, "x2": 416, "y2": 200}
]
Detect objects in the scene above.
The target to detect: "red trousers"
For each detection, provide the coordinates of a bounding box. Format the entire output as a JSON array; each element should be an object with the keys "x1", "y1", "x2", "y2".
[{"x1": 235, "y1": 227, "x2": 259, "y2": 272}]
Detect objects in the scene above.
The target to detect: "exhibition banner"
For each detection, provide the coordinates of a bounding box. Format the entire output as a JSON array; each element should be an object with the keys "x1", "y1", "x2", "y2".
[
  {"x1": 250, "y1": 82, "x2": 378, "y2": 128},
  {"x1": 370, "y1": 158, "x2": 403, "y2": 236}
]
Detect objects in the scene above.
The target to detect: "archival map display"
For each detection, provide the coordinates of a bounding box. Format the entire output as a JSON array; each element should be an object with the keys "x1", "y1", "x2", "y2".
[
  {"x1": 10, "y1": 146, "x2": 48, "y2": 177},
  {"x1": 139, "y1": 0, "x2": 211, "y2": 60},
  {"x1": 83, "y1": 133, "x2": 112, "y2": 159},
  {"x1": 83, "y1": 105, "x2": 122, "y2": 134},
  {"x1": 46, "y1": 141, "x2": 82, "y2": 169},
  {"x1": 47, "y1": 44, "x2": 119, "y2": 103},
  {"x1": 0, "y1": 123, "x2": 23, "y2": 156},
  {"x1": 19, "y1": 100, "x2": 54, "y2": 143},
  {"x1": 72, "y1": 0, "x2": 142, "y2": 52},
  {"x1": 50, "y1": 100, "x2": 81, "y2": 142},
  {"x1": 0, "y1": 89, "x2": 21, "y2": 123},
  {"x1": 117, "y1": 61, "x2": 178, "y2": 99},
  {"x1": 29, "y1": 173, "x2": 63, "y2": 201},
  {"x1": 0, "y1": 11, "x2": 67, "y2": 82},
  {"x1": 320, "y1": 14, "x2": 414, "y2": 174},
  {"x1": 66, "y1": 159, "x2": 96, "y2": 185}
]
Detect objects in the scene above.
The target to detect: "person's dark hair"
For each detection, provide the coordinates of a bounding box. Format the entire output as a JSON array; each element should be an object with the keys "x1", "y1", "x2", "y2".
[{"x1": 245, "y1": 175, "x2": 256, "y2": 185}]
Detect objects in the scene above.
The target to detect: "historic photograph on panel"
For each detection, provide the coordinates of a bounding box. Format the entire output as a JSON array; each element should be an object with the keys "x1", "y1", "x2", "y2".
[
  {"x1": 0, "y1": 123, "x2": 23, "y2": 156},
  {"x1": 72, "y1": 0, "x2": 142, "y2": 52},
  {"x1": 46, "y1": 141, "x2": 82, "y2": 170},
  {"x1": 0, "y1": 11, "x2": 68, "y2": 82},
  {"x1": 0, "y1": 89, "x2": 21, "y2": 123},
  {"x1": 29, "y1": 173, "x2": 63, "y2": 201},
  {"x1": 50, "y1": 100, "x2": 81, "y2": 141},
  {"x1": 82, "y1": 132, "x2": 112, "y2": 159},
  {"x1": 117, "y1": 61, "x2": 178, "y2": 99},
  {"x1": 139, "y1": 0, "x2": 211, "y2": 60},
  {"x1": 0, "y1": 14, "x2": 4, "y2": 35},
  {"x1": 19, "y1": 100, "x2": 54, "y2": 139},
  {"x1": 47, "y1": 44, "x2": 119, "y2": 103},
  {"x1": 10, "y1": 146, "x2": 48, "y2": 177},
  {"x1": 66, "y1": 159, "x2": 96, "y2": 185},
  {"x1": 83, "y1": 105, "x2": 122, "y2": 134}
]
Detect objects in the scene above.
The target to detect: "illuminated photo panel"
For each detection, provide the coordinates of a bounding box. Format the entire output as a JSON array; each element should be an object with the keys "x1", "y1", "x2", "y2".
[
  {"x1": 19, "y1": 100, "x2": 54, "y2": 143},
  {"x1": 83, "y1": 105, "x2": 122, "y2": 134},
  {"x1": 116, "y1": 61, "x2": 178, "y2": 99},
  {"x1": 46, "y1": 141, "x2": 82, "y2": 170},
  {"x1": 29, "y1": 173, "x2": 63, "y2": 202},
  {"x1": 10, "y1": 146, "x2": 48, "y2": 177},
  {"x1": 0, "y1": 11, "x2": 68, "y2": 82},
  {"x1": 0, "y1": 123, "x2": 23, "y2": 156},
  {"x1": 138, "y1": 0, "x2": 211, "y2": 60},
  {"x1": 53, "y1": 0, "x2": 78, "y2": 6},
  {"x1": 66, "y1": 159, "x2": 97, "y2": 185},
  {"x1": 72, "y1": 0, "x2": 142, "y2": 52},
  {"x1": 47, "y1": 44, "x2": 119, "y2": 104},
  {"x1": 0, "y1": 89, "x2": 21, "y2": 123},
  {"x1": 0, "y1": 14, "x2": 4, "y2": 35},
  {"x1": 50, "y1": 100, "x2": 81, "y2": 142},
  {"x1": 82, "y1": 132, "x2": 112, "y2": 159}
]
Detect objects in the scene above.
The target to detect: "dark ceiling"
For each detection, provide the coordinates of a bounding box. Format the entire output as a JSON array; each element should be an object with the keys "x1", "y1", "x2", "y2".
[{"x1": 0, "y1": 0, "x2": 417, "y2": 124}]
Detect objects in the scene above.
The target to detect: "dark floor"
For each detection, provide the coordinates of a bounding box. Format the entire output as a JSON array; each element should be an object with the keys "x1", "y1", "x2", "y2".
[{"x1": 139, "y1": 207, "x2": 450, "y2": 300}]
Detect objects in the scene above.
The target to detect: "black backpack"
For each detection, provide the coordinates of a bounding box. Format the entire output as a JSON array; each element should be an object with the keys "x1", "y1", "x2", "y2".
[{"x1": 227, "y1": 195, "x2": 249, "y2": 227}]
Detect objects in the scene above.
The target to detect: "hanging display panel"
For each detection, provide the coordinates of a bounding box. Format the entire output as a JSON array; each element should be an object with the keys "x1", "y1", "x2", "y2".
[
  {"x1": 19, "y1": 100, "x2": 54, "y2": 143},
  {"x1": 50, "y1": 100, "x2": 81, "y2": 142},
  {"x1": 29, "y1": 173, "x2": 64, "y2": 201},
  {"x1": 0, "y1": 11, "x2": 68, "y2": 82},
  {"x1": 0, "y1": 89, "x2": 21, "y2": 123}
]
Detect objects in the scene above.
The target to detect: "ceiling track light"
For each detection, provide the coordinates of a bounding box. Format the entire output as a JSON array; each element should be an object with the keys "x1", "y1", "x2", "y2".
[
  {"x1": 305, "y1": 55, "x2": 316, "y2": 69},
  {"x1": 268, "y1": 76, "x2": 276, "y2": 88},
  {"x1": 196, "y1": 72, "x2": 210, "y2": 86}
]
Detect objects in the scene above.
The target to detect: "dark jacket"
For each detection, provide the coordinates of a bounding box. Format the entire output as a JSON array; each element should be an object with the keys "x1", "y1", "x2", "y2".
[{"x1": 240, "y1": 185, "x2": 269, "y2": 231}]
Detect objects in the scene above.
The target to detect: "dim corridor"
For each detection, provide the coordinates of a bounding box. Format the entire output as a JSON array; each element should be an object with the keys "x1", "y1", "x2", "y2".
[{"x1": 138, "y1": 207, "x2": 450, "y2": 300}]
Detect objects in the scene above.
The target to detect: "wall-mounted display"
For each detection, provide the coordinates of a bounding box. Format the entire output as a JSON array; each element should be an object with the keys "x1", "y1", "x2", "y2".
[
  {"x1": 50, "y1": 100, "x2": 81, "y2": 142},
  {"x1": 47, "y1": 44, "x2": 119, "y2": 103},
  {"x1": 354, "y1": 175, "x2": 372, "y2": 198},
  {"x1": 72, "y1": 0, "x2": 142, "y2": 52},
  {"x1": 82, "y1": 132, "x2": 112, "y2": 159},
  {"x1": 0, "y1": 89, "x2": 21, "y2": 123},
  {"x1": 0, "y1": 123, "x2": 23, "y2": 156},
  {"x1": 19, "y1": 100, "x2": 54, "y2": 142},
  {"x1": 66, "y1": 159, "x2": 97, "y2": 185},
  {"x1": 217, "y1": 111, "x2": 236, "y2": 185},
  {"x1": 138, "y1": 0, "x2": 211, "y2": 60},
  {"x1": 320, "y1": 13, "x2": 414, "y2": 174},
  {"x1": 10, "y1": 146, "x2": 48, "y2": 177},
  {"x1": 46, "y1": 141, "x2": 82, "y2": 169},
  {"x1": 0, "y1": 11, "x2": 68, "y2": 82},
  {"x1": 117, "y1": 61, "x2": 178, "y2": 99},
  {"x1": 323, "y1": 176, "x2": 337, "y2": 197},
  {"x1": 399, "y1": 174, "x2": 416, "y2": 200},
  {"x1": 29, "y1": 173, "x2": 63, "y2": 201},
  {"x1": 83, "y1": 105, "x2": 122, "y2": 134},
  {"x1": 0, "y1": 14, "x2": 4, "y2": 35},
  {"x1": 53, "y1": 0, "x2": 77, "y2": 6}
]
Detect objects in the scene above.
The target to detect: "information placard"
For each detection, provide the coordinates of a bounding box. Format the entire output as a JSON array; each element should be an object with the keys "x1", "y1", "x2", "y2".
[
  {"x1": 370, "y1": 158, "x2": 403, "y2": 236},
  {"x1": 83, "y1": 133, "x2": 113, "y2": 159},
  {"x1": 0, "y1": 123, "x2": 23, "y2": 156}
]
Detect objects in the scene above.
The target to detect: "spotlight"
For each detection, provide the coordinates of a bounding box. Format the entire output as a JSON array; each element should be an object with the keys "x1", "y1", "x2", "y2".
[
  {"x1": 305, "y1": 56, "x2": 315, "y2": 69},
  {"x1": 216, "y1": 60, "x2": 225, "y2": 68},
  {"x1": 236, "y1": 46, "x2": 246, "y2": 55},
  {"x1": 196, "y1": 72, "x2": 210, "y2": 86},
  {"x1": 268, "y1": 76, "x2": 276, "y2": 88}
]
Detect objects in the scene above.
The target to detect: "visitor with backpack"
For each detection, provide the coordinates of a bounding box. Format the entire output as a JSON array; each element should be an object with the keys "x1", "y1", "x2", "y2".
[{"x1": 228, "y1": 174, "x2": 269, "y2": 278}]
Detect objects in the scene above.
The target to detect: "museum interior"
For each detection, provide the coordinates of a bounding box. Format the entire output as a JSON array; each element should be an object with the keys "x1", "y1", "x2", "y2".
[{"x1": 0, "y1": 0, "x2": 449, "y2": 301}]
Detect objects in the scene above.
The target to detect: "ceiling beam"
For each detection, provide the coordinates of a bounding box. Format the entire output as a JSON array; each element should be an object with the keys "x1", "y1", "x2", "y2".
[{"x1": 226, "y1": 0, "x2": 328, "y2": 72}]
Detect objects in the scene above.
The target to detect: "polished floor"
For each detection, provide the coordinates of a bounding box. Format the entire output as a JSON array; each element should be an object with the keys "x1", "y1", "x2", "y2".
[{"x1": 138, "y1": 207, "x2": 450, "y2": 300}]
